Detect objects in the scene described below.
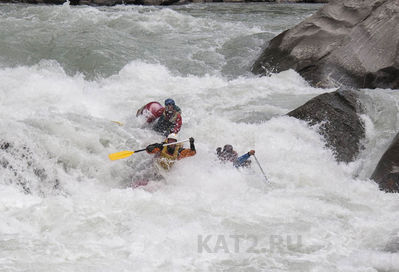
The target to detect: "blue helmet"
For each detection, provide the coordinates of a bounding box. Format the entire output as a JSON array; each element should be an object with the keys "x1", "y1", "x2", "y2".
[{"x1": 165, "y1": 98, "x2": 175, "y2": 106}]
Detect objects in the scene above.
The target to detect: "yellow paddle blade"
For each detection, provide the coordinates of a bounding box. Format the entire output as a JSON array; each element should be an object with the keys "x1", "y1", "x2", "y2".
[
  {"x1": 108, "y1": 150, "x2": 134, "y2": 161},
  {"x1": 111, "y1": 120, "x2": 124, "y2": 126}
]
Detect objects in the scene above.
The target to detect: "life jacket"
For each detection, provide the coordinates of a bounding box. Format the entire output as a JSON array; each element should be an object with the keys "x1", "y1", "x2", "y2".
[
  {"x1": 218, "y1": 150, "x2": 238, "y2": 162},
  {"x1": 153, "y1": 110, "x2": 182, "y2": 135},
  {"x1": 163, "y1": 110, "x2": 179, "y2": 124},
  {"x1": 157, "y1": 143, "x2": 182, "y2": 170}
]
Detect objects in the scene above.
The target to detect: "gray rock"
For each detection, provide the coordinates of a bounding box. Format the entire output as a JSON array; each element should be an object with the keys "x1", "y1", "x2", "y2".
[
  {"x1": 287, "y1": 88, "x2": 365, "y2": 162},
  {"x1": 252, "y1": 0, "x2": 399, "y2": 89},
  {"x1": 371, "y1": 132, "x2": 399, "y2": 193},
  {"x1": 78, "y1": 0, "x2": 180, "y2": 4},
  {"x1": 1, "y1": 0, "x2": 329, "y2": 5}
]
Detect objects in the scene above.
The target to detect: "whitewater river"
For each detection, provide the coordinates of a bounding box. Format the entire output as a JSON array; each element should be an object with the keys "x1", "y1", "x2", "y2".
[{"x1": 1, "y1": 2, "x2": 399, "y2": 271}]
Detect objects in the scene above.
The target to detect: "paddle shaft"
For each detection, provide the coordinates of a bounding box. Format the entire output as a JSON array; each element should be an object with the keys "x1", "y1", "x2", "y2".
[
  {"x1": 253, "y1": 155, "x2": 269, "y2": 183},
  {"x1": 162, "y1": 139, "x2": 189, "y2": 147},
  {"x1": 135, "y1": 139, "x2": 189, "y2": 153},
  {"x1": 108, "y1": 139, "x2": 190, "y2": 161},
  {"x1": 133, "y1": 148, "x2": 147, "y2": 153},
  {"x1": 136, "y1": 139, "x2": 189, "y2": 152}
]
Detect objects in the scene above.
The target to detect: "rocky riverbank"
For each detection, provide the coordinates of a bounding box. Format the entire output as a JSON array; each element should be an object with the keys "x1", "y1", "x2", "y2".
[
  {"x1": 0, "y1": 0, "x2": 328, "y2": 5},
  {"x1": 253, "y1": 0, "x2": 399, "y2": 192},
  {"x1": 252, "y1": 0, "x2": 399, "y2": 90}
]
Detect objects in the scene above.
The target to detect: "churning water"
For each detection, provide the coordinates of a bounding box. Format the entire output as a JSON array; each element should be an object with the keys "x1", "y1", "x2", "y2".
[{"x1": 1, "y1": 2, "x2": 399, "y2": 271}]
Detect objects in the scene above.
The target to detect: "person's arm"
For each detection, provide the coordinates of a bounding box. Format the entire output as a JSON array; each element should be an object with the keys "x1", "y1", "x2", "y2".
[
  {"x1": 178, "y1": 138, "x2": 196, "y2": 159},
  {"x1": 146, "y1": 143, "x2": 163, "y2": 154},
  {"x1": 171, "y1": 113, "x2": 182, "y2": 134},
  {"x1": 174, "y1": 105, "x2": 182, "y2": 114},
  {"x1": 233, "y1": 150, "x2": 255, "y2": 168}
]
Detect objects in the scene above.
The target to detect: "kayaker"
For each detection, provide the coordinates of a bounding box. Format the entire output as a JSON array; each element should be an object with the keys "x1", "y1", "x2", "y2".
[
  {"x1": 216, "y1": 144, "x2": 238, "y2": 162},
  {"x1": 216, "y1": 144, "x2": 255, "y2": 168},
  {"x1": 146, "y1": 133, "x2": 196, "y2": 170},
  {"x1": 152, "y1": 98, "x2": 182, "y2": 136}
]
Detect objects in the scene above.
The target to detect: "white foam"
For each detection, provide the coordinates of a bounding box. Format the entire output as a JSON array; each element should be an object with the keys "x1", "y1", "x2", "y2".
[{"x1": 1, "y1": 3, "x2": 399, "y2": 271}]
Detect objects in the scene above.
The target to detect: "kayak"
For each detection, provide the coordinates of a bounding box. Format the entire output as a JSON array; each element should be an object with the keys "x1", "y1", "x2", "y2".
[
  {"x1": 136, "y1": 101, "x2": 164, "y2": 123},
  {"x1": 131, "y1": 180, "x2": 150, "y2": 188}
]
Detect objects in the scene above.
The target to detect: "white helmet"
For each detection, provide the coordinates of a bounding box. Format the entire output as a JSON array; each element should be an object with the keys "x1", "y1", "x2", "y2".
[{"x1": 167, "y1": 133, "x2": 178, "y2": 141}]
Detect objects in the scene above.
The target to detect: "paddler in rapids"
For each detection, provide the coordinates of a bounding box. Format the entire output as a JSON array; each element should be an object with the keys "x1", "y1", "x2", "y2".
[
  {"x1": 145, "y1": 133, "x2": 196, "y2": 170},
  {"x1": 137, "y1": 98, "x2": 182, "y2": 137}
]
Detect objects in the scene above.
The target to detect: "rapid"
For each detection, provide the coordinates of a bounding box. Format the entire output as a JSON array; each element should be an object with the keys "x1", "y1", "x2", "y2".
[{"x1": 1, "y1": 2, "x2": 399, "y2": 271}]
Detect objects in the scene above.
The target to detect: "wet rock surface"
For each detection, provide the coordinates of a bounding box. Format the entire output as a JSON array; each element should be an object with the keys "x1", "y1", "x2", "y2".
[
  {"x1": 287, "y1": 89, "x2": 365, "y2": 163},
  {"x1": 371, "y1": 133, "x2": 399, "y2": 193},
  {"x1": 252, "y1": 0, "x2": 399, "y2": 89}
]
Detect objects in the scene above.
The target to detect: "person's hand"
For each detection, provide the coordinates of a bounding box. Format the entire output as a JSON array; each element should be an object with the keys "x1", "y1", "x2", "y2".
[
  {"x1": 216, "y1": 147, "x2": 222, "y2": 153},
  {"x1": 248, "y1": 150, "x2": 255, "y2": 156},
  {"x1": 146, "y1": 144, "x2": 157, "y2": 152},
  {"x1": 189, "y1": 137, "x2": 194, "y2": 144}
]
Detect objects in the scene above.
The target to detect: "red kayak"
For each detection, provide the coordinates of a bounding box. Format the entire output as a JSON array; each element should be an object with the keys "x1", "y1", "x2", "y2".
[
  {"x1": 131, "y1": 180, "x2": 150, "y2": 188},
  {"x1": 136, "y1": 101, "x2": 164, "y2": 123},
  {"x1": 131, "y1": 179, "x2": 165, "y2": 192}
]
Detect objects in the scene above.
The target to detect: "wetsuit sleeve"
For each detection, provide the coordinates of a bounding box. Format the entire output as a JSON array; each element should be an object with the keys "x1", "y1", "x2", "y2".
[
  {"x1": 146, "y1": 143, "x2": 163, "y2": 154},
  {"x1": 233, "y1": 153, "x2": 251, "y2": 168},
  {"x1": 178, "y1": 148, "x2": 196, "y2": 159},
  {"x1": 171, "y1": 113, "x2": 182, "y2": 134}
]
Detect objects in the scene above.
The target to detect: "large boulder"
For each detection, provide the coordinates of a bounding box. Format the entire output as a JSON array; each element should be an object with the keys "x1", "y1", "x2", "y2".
[
  {"x1": 252, "y1": 0, "x2": 399, "y2": 89},
  {"x1": 79, "y1": 0, "x2": 179, "y2": 5},
  {"x1": 287, "y1": 89, "x2": 364, "y2": 163},
  {"x1": 1, "y1": 0, "x2": 329, "y2": 4},
  {"x1": 371, "y1": 132, "x2": 399, "y2": 193}
]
